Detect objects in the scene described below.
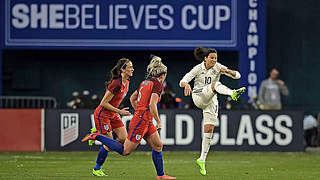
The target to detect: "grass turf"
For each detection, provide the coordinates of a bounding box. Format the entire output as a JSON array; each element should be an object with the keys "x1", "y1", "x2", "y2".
[{"x1": 0, "y1": 151, "x2": 320, "y2": 180}]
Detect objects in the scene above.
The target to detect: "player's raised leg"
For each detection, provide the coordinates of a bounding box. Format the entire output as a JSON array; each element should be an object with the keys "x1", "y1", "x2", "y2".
[
  {"x1": 231, "y1": 87, "x2": 246, "y2": 101},
  {"x1": 82, "y1": 131, "x2": 138, "y2": 156},
  {"x1": 212, "y1": 82, "x2": 246, "y2": 101},
  {"x1": 82, "y1": 132, "x2": 123, "y2": 154}
]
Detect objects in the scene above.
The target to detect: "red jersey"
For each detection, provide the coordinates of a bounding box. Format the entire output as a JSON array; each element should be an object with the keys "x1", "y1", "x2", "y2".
[
  {"x1": 100, "y1": 78, "x2": 129, "y2": 117},
  {"x1": 135, "y1": 78, "x2": 163, "y2": 121}
]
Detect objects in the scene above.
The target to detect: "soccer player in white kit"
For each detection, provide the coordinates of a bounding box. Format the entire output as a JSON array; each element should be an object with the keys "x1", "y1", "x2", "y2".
[{"x1": 179, "y1": 47, "x2": 246, "y2": 176}]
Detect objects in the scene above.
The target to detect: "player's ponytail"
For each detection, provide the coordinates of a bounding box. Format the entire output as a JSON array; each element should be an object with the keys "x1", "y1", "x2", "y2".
[
  {"x1": 146, "y1": 55, "x2": 167, "y2": 79},
  {"x1": 194, "y1": 47, "x2": 217, "y2": 61},
  {"x1": 105, "y1": 58, "x2": 130, "y2": 86}
]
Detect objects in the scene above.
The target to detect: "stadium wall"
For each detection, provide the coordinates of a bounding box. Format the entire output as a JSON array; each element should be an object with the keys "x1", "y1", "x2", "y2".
[
  {"x1": 0, "y1": 109, "x2": 44, "y2": 151},
  {"x1": 266, "y1": 0, "x2": 320, "y2": 114},
  {"x1": 2, "y1": 50, "x2": 239, "y2": 108},
  {"x1": 0, "y1": 109, "x2": 304, "y2": 152}
]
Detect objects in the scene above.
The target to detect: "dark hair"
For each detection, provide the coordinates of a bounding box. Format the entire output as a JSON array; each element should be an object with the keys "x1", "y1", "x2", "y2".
[
  {"x1": 105, "y1": 58, "x2": 130, "y2": 86},
  {"x1": 193, "y1": 47, "x2": 217, "y2": 61}
]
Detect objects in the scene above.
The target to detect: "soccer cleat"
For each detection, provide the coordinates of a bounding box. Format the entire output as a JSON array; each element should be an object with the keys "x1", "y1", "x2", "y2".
[
  {"x1": 196, "y1": 158, "x2": 207, "y2": 176},
  {"x1": 88, "y1": 128, "x2": 97, "y2": 146},
  {"x1": 231, "y1": 87, "x2": 246, "y2": 101},
  {"x1": 81, "y1": 131, "x2": 100, "y2": 143},
  {"x1": 156, "y1": 174, "x2": 176, "y2": 179},
  {"x1": 92, "y1": 169, "x2": 107, "y2": 176}
]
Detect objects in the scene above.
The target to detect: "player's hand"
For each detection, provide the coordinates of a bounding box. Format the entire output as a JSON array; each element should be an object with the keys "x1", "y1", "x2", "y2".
[
  {"x1": 156, "y1": 121, "x2": 162, "y2": 131},
  {"x1": 220, "y1": 67, "x2": 228, "y2": 73},
  {"x1": 119, "y1": 107, "x2": 131, "y2": 116},
  {"x1": 277, "y1": 80, "x2": 285, "y2": 86},
  {"x1": 184, "y1": 84, "x2": 192, "y2": 96}
]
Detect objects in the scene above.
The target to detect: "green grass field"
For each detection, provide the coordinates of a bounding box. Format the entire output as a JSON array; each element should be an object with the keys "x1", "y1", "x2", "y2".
[{"x1": 1, "y1": 151, "x2": 320, "y2": 180}]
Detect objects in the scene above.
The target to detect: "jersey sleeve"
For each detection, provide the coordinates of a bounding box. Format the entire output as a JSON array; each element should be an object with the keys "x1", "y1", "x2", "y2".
[
  {"x1": 179, "y1": 64, "x2": 201, "y2": 87},
  {"x1": 218, "y1": 63, "x2": 241, "y2": 79},
  {"x1": 151, "y1": 80, "x2": 163, "y2": 97},
  {"x1": 107, "y1": 79, "x2": 121, "y2": 94},
  {"x1": 216, "y1": 62, "x2": 228, "y2": 70}
]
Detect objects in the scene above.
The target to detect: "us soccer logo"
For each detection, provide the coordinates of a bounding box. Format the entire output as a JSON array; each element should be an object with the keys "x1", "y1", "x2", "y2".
[
  {"x1": 104, "y1": 125, "x2": 109, "y2": 131},
  {"x1": 136, "y1": 135, "x2": 141, "y2": 141},
  {"x1": 60, "y1": 113, "x2": 79, "y2": 147}
]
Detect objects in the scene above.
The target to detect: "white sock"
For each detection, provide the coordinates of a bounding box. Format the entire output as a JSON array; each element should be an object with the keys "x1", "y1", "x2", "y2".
[
  {"x1": 214, "y1": 82, "x2": 233, "y2": 96},
  {"x1": 199, "y1": 133, "x2": 213, "y2": 162}
]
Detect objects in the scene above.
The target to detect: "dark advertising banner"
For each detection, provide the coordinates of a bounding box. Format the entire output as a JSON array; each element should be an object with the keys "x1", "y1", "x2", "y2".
[
  {"x1": 45, "y1": 109, "x2": 304, "y2": 152},
  {"x1": 45, "y1": 109, "x2": 98, "y2": 151}
]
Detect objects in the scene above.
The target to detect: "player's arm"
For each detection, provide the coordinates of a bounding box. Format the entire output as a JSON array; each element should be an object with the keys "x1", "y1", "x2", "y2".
[
  {"x1": 130, "y1": 90, "x2": 138, "y2": 110},
  {"x1": 100, "y1": 90, "x2": 131, "y2": 116},
  {"x1": 179, "y1": 65, "x2": 200, "y2": 96},
  {"x1": 149, "y1": 93, "x2": 161, "y2": 130},
  {"x1": 180, "y1": 82, "x2": 192, "y2": 96},
  {"x1": 220, "y1": 67, "x2": 241, "y2": 79}
]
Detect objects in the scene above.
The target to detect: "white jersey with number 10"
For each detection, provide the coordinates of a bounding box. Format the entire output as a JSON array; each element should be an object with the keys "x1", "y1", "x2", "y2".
[{"x1": 179, "y1": 61, "x2": 227, "y2": 92}]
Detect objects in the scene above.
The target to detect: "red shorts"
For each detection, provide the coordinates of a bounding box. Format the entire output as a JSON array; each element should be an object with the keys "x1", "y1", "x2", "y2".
[
  {"x1": 94, "y1": 106, "x2": 124, "y2": 134},
  {"x1": 127, "y1": 114, "x2": 157, "y2": 143}
]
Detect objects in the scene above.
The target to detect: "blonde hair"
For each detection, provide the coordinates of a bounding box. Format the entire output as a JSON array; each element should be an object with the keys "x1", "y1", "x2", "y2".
[{"x1": 146, "y1": 55, "x2": 167, "y2": 79}]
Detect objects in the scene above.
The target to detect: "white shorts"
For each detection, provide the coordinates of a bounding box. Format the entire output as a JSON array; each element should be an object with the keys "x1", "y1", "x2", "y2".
[{"x1": 192, "y1": 85, "x2": 219, "y2": 125}]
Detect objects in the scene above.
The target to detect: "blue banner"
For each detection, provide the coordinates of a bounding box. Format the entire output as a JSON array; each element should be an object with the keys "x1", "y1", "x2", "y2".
[
  {"x1": 238, "y1": 0, "x2": 266, "y2": 101},
  {"x1": 5, "y1": 0, "x2": 237, "y2": 47}
]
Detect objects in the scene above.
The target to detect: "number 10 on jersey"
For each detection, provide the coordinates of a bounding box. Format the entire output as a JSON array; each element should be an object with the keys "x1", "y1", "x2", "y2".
[{"x1": 205, "y1": 77, "x2": 212, "y2": 84}]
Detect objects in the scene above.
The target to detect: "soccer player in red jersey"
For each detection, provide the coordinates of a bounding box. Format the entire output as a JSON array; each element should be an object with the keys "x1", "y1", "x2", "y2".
[
  {"x1": 91, "y1": 58, "x2": 134, "y2": 176},
  {"x1": 82, "y1": 55, "x2": 176, "y2": 179}
]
